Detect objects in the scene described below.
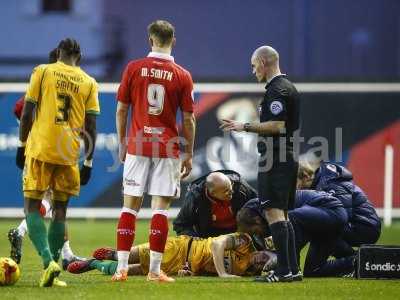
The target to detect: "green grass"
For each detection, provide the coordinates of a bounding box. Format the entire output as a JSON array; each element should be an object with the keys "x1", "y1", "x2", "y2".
[{"x1": 1, "y1": 219, "x2": 400, "y2": 299}]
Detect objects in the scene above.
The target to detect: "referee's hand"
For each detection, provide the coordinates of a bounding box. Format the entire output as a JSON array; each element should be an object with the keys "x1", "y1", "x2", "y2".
[{"x1": 219, "y1": 119, "x2": 244, "y2": 132}]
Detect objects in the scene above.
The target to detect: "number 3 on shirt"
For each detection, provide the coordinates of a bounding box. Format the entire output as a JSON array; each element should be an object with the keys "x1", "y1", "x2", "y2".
[
  {"x1": 55, "y1": 93, "x2": 72, "y2": 124},
  {"x1": 147, "y1": 84, "x2": 165, "y2": 115}
]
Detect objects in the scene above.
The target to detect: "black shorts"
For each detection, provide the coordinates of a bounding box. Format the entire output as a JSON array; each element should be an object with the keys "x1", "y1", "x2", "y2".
[{"x1": 257, "y1": 150, "x2": 298, "y2": 210}]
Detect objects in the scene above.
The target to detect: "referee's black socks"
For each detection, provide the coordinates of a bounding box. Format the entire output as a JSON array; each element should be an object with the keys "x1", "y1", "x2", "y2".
[
  {"x1": 270, "y1": 221, "x2": 290, "y2": 275},
  {"x1": 287, "y1": 221, "x2": 300, "y2": 274}
]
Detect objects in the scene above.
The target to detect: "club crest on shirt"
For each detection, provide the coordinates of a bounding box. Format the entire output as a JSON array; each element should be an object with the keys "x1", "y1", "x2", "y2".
[
  {"x1": 326, "y1": 164, "x2": 338, "y2": 173},
  {"x1": 270, "y1": 100, "x2": 283, "y2": 115}
]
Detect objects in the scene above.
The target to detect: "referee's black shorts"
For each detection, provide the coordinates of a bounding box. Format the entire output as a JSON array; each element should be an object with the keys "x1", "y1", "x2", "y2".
[{"x1": 257, "y1": 150, "x2": 298, "y2": 210}]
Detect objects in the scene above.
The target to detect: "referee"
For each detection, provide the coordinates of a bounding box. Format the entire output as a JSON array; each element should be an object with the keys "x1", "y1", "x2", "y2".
[{"x1": 220, "y1": 46, "x2": 301, "y2": 283}]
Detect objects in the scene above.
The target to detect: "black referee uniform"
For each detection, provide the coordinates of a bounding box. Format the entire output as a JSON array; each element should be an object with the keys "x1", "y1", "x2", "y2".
[
  {"x1": 257, "y1": 74, "x2": 300, "y2": 211},
  {"x1": 256, "y1": 74, "x2": 301, "y2": 281}
]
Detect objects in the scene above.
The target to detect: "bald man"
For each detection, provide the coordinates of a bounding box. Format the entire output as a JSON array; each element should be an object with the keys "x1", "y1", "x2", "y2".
[
  {"x1": 173, "y1": 170, "x2": 257, "y2": 237},
  {"x1": 220, "y1": 46, "x2": 301, "y2": 283}
]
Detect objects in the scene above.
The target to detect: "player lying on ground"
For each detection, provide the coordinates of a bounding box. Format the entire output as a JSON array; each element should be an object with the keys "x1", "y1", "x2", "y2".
[
  {"x1": 67, "y1": 233, "x2": 276, "y2": 278},
  {"x1": 9, "y1": 48, "x2": 81, "y2": 268}
]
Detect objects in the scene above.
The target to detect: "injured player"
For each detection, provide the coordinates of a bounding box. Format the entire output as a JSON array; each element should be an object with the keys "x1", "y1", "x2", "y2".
[{"x1": 67, "y1": 233, "x2": 276, "y2": 278}]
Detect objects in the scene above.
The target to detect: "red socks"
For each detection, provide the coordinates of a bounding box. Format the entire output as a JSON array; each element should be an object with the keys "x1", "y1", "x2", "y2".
[
  {"x1": 116, "y1": 208, "x2": 137, "y2": 251},
  {"x1": 39, "y1": 200, "x2": 51, "y2": 217},
  {"x1": 115, "y1": 207, "x2": 168, "y2": 275},
  {"x1": 39, "y1": 203, "x2": 47, "y2": 217},
  {"x1": 149, "y1": 210, "x2": 169, "y2": 253}
]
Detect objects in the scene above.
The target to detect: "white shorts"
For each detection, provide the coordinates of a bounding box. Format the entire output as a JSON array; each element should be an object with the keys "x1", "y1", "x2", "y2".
[{"x1": 123, "y1": 154, "x2": 181, "y2": 197}]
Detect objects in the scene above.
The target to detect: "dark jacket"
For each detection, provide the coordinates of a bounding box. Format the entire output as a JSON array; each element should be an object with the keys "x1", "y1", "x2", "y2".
[
  {"x1": 311, "y1": 162, "x2": 381, "y2": 232},
  {"x1": 173, "y1": 170, "x2": 258, "y2": 237},
  {"x1": 243, "y1": 190, "x2": 348, "y2": 250},
  {"x1": 295, "y1": 190, "x2": 344, "y2": 210},
  {"x1": 244, "y1": 190, "x2": 345, "y2": 225}
]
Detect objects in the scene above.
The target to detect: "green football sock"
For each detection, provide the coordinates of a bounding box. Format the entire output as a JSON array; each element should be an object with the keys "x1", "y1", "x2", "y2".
[
  {"x1": 26, "y1": 212, "x2": 53, "y2": 268},
  {"x1": 90, "y1": 260, "x2": 118, "y2": 275},
  {"x1": 48, "y1": 220, "x2": 66, "y2": 262}
]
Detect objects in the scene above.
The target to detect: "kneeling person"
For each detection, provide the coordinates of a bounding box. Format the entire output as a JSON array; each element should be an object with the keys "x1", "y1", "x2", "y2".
[
  {"x1": 297, "y1": 162, "x2": 381, "y2": 257},
  {"x1": 237, "y1": 190, "x2": 351, "y2": 277},
  {"x1": 174, "y1": 170, "x2": 257, "y2": 237}
]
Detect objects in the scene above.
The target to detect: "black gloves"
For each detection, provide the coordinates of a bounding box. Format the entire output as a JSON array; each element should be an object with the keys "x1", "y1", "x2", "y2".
[
  {"x1": 80, "y1": 164, "x2": 92, "y2": 185},
  {"x1": 16, "y1": 146, "x2": 25, "y2": 170}
]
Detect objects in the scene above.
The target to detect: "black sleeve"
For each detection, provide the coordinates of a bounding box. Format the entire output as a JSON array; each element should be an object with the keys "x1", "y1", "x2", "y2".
[
  {"x1": 173, "y1": 190, "x2": 199, "y2": 237},
  {"x1": 232, "y1": 178, "x2": 258, "y2": 214},
  {"x1": 240, "y1": 178, "x2": 258, "y2": 201},
  {"x1": 261, "y1": 88, "x2": 288, "y2": 122}
]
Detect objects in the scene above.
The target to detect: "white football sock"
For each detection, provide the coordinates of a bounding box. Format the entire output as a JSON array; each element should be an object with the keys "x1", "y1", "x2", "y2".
[
  {"x1": 61, "y1": 240, "x2": 74, "y2": 260},
  {"x1": 17, "y1": 219, "x2": 28, "y2": 237},
  {"x1": 41, "y1": 199, "x2": 52, "y2": 217},
  {"x1": 116, "y1": 251, "x2": 130, "y2": 273},
  {"x1": 149, "y1": 250, "x2": 163, "y2": 275}
]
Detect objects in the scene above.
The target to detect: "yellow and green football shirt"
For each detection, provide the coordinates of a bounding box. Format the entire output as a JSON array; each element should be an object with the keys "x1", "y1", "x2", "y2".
[
  {"x1": 190, "y1": 232, "x2": 255, "y2": 275},
  {"x1": 24, "y1": 61, "x2": 100, "y2": 165},
  {"x1": 138, "y1": 233, "x2": 255, "y2": 276}
]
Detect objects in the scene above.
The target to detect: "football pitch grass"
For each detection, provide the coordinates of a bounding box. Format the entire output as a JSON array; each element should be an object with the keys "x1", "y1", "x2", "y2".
[{"x1": 0, "y1": 219, "x2": 399, "y2": 300}]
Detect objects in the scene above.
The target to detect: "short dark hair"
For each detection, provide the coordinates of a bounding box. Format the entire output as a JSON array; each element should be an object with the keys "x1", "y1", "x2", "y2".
[
  {"x1": 236, "y1": 207, "x2": 265, "y2": 231},
  {"x1": 48, "y1": 48, "x2": 58, "y2": 63},
  {"x1": 147, "y1": 20, "x2": 175, "y2": 47},
  {"x1": 57, "y1": 38, "x2": 81, "y2": 57}
]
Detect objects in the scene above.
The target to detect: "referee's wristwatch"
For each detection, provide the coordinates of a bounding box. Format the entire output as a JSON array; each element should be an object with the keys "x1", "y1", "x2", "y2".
[{"x1": 244, "y1": 123, "x2": 251, "y2": 132}]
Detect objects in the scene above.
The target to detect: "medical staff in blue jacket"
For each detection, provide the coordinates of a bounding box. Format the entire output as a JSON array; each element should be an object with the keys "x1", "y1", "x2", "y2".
[
  {"x1": 297, "y1": 162, "x2": 381, "y2": 257},
  {"x1": 238, "y1": 190, "x2": 350, "y2": 277}
]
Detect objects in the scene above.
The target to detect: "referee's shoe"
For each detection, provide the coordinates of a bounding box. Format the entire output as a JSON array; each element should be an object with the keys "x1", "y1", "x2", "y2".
[{"x1": 254, "y1": 270, "x2": 294, "y2": 283}]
